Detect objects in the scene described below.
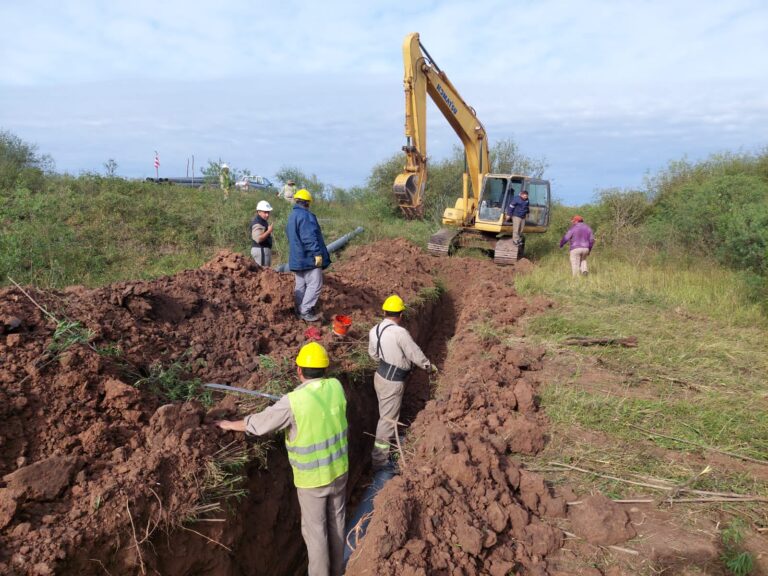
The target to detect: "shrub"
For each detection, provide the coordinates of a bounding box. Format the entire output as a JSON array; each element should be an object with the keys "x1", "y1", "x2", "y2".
[
  {"x1": 0, "y1": 130, "x2": 54, "y2": 192},
  {"x1": 647, "y1": 173, "x2": 768, "y2": 274}
]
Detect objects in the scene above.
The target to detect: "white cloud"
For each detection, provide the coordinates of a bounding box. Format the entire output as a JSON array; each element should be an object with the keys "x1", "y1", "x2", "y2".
[{"x1": 1, "y1": 0, "x2": 766, "y2": 203}]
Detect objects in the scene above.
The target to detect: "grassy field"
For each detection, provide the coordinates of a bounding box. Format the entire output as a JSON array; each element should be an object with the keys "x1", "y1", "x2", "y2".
[
  {"x1": 0, "y1": 178, "x2": 436, "y2": 288},
  {"x1": 516, "y1": 249, "x2": 768, "y2": 525}
]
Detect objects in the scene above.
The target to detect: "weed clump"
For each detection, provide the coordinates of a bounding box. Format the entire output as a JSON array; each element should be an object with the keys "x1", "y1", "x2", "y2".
[
  {"x1": 134, "y1": 357, "x2": 213, "y2": 406},
  {"x1": 720, "y1": 518, "x2": 755, "y2": 576}
]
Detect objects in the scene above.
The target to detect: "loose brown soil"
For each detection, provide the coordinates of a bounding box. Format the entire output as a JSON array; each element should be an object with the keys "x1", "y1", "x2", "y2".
[{"x1": 1, "y1": 239, "x2": 764, "y2": 575}]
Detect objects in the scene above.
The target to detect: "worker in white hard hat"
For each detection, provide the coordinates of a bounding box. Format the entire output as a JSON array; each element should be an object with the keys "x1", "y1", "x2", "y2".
[
  {"x1": 368, "y1": 294, "x2": 437, "y2": 469},
  {"x1": 250, "y1": 200, "x2": 274, "y2": 267},
  {"x1": 216, "y1": 343, "x2": 348, "y2": 576}
]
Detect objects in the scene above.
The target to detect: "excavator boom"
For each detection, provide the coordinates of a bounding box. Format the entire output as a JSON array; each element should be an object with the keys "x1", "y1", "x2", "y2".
[{"x1": 394, "y1": 33, "x2": 489, "y2": 221}]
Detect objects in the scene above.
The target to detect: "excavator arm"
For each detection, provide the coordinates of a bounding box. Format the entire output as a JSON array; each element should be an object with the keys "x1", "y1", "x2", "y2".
[{"x1": 393, "y1": 33, "x2": 490, "y2": 223}]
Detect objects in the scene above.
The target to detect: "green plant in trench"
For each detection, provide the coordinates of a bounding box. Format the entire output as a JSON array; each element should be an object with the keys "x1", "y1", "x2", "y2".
[
  {"x1": 720, "y1": 518, "x2": 755, "y2": 576},
  {"x1": 134, "y1": 356, "x2": 213, "y2": 406},
  {"x1": 257, "y1": 354, "x2": 297, "y2": 396},
  {"x1": 471, "y1": 317, "x2": 503, "y2": 344},
  {"x1": 186, "y1": 441, "x2": 270, "y2": 520},
  {"x1": 406, "y1": 281, "x2": 445, "y2": 313},
  {"x1": 95, "y1": 342, "x2": 123, "y2": 357},
  {"x1": 48, "y1": 319, "x2": 95, "y2": 353}
]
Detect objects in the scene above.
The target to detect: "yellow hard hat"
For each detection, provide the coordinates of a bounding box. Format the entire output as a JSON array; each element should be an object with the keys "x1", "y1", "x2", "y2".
[
  {"x1": 382, "y1": 294, "x2": 406, "y2": 313},
  {"x1": 294, "y1": 188, "x2": 313, "y2": 203},
  {"x1": 296, "y1": 342, "x2": 329, "y2": 368}
]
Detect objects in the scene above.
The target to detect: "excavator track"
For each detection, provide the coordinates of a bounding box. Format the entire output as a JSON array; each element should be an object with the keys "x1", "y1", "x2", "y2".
[
  {"x1": 427, "y1": 228, "x2": 461, "y2": 257},
  {"x1": 493, "y1": 237, "x2": 525, "y2": 266}
]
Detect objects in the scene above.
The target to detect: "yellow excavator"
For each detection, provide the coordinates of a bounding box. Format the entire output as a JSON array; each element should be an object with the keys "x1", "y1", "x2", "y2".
[{"x1": 393, "y1": 32, "x2": 551, "y2": 264}]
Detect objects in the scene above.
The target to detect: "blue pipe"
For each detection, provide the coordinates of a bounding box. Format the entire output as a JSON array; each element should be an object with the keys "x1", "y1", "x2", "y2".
[
  {"x1": 273, "y1": 226, "x2": 365, "y2": 273},
  {"x1": 342, "y1": 461, "x2": 397, "y2": 568}
]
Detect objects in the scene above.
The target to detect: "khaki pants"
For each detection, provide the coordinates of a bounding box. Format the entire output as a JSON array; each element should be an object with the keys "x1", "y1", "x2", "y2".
[
  {"x1": 511, "y1": 216, "x2": 525, "y2": 244},
  {"x1": 371, "y1": 372, "x2": 405, "y2": 468},
  {"x1": 296, "y1": 473, "x2": 348, "y2": 576},
  {"x1": 294, "y1": 268, "x2": 324, "y2": 315},
  {"x1": 569, "y1": 247, "x2": 590, "y2": 276},
  {"x1": 250, "y1": 246, "x2": 272, "y2": 267}
]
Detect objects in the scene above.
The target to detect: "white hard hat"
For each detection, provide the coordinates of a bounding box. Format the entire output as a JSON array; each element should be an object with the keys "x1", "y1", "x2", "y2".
[
  {"x1": 221, "y1": 163, "x2": 229, "y2": 169},
  {"x1": 256, "y1": 200, "x2": 273, "y2": 212}
]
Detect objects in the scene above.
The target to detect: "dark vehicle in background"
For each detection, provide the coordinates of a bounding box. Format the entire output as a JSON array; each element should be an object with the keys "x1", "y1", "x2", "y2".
[{"x1": 235, "y1": 175, "x2": 273, "y2": 190}]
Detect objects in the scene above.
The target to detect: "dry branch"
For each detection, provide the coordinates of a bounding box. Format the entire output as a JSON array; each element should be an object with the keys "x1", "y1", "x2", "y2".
[
  {"x1": 383, "y1": 417, "x2": 408, "y2": 468},
  {"x1": 629, "y1": 424, "x2": 768, "y2": 465},
  {"x1": 345, "y1": 510, "x2": 375, "y2": 564},
  {"x1": 178, "y1": 524, "x2": 232, "y2": 551},
  {"x1": 549, "y1": 461, "x2": 768, "y2": 502},
  {"x1": 125, "y1": 499, "x2": 146, "y2": 575},
  {"x1": 563, "y1": 336, "x2": 638, "y2": 348},
  {"x1": 8, "y1": 276, "x2": 59, "y2": 322},
  {"x1": 562, "y1": 530, "x2": 640, "y2": 555}
]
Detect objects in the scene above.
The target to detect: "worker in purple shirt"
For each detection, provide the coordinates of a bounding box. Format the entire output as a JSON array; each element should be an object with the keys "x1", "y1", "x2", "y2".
[
  {"x1": 505, "y1": 190, "x2": 529, "y2": 245},
  {"x1": 559, "y1": 215, "x2": 595, "y2": 276}
]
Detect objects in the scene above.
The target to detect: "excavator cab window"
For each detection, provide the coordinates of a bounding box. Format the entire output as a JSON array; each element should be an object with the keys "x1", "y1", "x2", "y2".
[
  {"x1": 477, "y1": 177, "x2": 509, "y2": 222},
  {"x1": 525, "y1": 181, "x2": 551, "y2": 227}
]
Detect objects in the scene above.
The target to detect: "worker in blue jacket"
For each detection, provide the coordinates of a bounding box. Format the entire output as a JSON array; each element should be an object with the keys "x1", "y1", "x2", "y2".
[
  {"x1": 505, "y1": 189, "x2": 529, "y2": 245},
  {"x1": 287, "y1": 189, "x2": 331, "y2": 322}
]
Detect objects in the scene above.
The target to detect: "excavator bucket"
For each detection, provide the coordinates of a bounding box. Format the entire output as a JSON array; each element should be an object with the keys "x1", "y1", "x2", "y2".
[{"x1": 393, "y1": 172, "x2": 424, "y2": 219}]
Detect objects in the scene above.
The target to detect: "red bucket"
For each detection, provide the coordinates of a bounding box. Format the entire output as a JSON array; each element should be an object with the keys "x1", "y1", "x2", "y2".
[{"x1": 332, "y1": 315, "x2": 352, "y2": 336}]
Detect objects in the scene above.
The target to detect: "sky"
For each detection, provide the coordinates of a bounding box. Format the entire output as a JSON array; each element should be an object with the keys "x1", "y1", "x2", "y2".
[{"x1": 1, "y1": 0, "x2": 766, "y2": 205}]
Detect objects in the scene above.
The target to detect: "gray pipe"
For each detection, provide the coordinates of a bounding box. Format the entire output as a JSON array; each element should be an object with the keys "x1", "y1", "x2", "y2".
[{"x1": 273, "y1": 226, "x2": 365, "y2": 273}]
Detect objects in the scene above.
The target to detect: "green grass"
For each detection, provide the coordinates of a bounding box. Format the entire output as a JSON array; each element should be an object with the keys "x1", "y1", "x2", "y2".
[
  {"x1": 517, "y1": 249, "x2": 768, "y2": 515},
  {"x1": 1, "y1": 176, "x2": 437, "y2": 289},
  {"x1": 517, "y1": 248, "x2": 766, "y2": 328},
  {"x1": 540, "y1": 384, "x2": 767, "y2": 463}
]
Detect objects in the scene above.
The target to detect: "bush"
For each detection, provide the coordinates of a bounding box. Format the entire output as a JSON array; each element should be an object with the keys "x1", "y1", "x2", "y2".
[
  {"x1": 0, "y1": 130, "x2": 54, "y2": 192},
  {"x1": 589, "y1": 188, "x2": 652, "y2": 248},
  {"x1": 647, "y1": 173, "x2": 768, "y2": 274}
]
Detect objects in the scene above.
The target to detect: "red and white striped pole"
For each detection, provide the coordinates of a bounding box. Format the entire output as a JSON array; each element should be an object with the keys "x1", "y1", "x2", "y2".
[{"x1": 154, "y1": 151, "x2": 160, "y2": 179}]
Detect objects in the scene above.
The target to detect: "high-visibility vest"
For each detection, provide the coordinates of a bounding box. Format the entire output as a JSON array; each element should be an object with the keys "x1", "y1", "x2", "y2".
[{"x1": 286, "y1": 378, "x2": 349, "y2": 489}]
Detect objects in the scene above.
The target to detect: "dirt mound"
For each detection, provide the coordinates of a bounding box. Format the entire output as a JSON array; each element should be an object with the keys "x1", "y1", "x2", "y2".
[
  {"x1": 0, "y1": 239, "x2": 438, "y2": 575},
  {"x1": 345, "y1": 260, "x2": 574, "y2": 576},
  {"x1": 2, "y1": 238, "x2": 653, "y2": 575}
]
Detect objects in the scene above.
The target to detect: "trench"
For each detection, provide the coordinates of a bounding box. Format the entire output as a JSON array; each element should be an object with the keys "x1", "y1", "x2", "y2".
[{"x1": 146, "y1": 289, "x2": 457, "y2": 576}]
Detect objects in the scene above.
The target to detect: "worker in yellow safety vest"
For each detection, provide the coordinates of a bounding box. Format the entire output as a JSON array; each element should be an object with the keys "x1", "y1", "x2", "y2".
[
  {"x1": 216, "y1": 342, "x2": 348, "y2": 576},
  {"x1": 368, "y1": 294, "x2": 436, "y2": 469}
]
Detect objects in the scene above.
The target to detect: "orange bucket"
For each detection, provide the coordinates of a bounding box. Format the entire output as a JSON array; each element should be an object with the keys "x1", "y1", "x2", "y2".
[{"x1": 332, "y1": 314, "x2": 352, "y2": 336}]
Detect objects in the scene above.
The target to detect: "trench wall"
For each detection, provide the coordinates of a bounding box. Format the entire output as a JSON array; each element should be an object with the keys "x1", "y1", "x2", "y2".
[{"x1": 146, "y1": 295, "x2": 446, "y2": 576}]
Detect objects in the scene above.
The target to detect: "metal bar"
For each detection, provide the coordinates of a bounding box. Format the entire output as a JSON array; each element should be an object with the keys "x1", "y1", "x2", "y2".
[{"x1": 204, "y1": 383, "x2": 281, "y2": 401}]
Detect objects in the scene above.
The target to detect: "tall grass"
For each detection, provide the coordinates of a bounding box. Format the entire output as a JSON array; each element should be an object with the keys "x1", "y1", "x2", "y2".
[
  {"x1": 1, "y1": 176, "x2": 437, "y2": 289},
  {"x1": 517, "y1": 249, "x2": 766, "y2": 328},
  {"x1": 517, "y1": 248, "x2": 768, "y2": 504}
]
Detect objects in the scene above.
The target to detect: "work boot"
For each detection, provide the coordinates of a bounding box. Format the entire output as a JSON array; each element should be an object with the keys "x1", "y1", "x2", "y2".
[{"x1": 300, "y1": 311, "x2": 321, "y2": 322}]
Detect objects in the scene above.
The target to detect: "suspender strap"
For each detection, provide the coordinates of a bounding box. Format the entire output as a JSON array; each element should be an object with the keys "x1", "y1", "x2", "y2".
[{"x1": 375, "y1": 322, "x2": 393, "y2": 361}]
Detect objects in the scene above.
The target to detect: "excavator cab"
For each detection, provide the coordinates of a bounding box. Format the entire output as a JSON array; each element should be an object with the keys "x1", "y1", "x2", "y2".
[{"x1": 476, "y1": 175, "x2": 550, "y2": 231}]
